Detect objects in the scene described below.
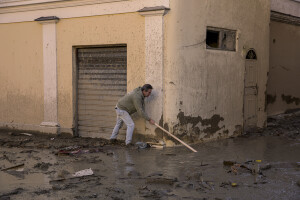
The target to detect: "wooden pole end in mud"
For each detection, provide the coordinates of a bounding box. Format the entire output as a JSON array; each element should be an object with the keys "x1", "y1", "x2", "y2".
[{"x1": 154, "y1": 123, "x2": 197, "y2": 153}]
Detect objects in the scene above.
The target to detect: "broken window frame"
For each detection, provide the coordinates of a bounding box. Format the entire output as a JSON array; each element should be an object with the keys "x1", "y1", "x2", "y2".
[{"x1": 206, "y1": 26, "x2": 237, "y2": 52}]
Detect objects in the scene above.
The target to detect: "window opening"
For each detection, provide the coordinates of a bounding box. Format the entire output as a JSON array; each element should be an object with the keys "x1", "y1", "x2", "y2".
[
  {"x1": 206, "y1": 30, "x2": 219, "y2": 48},
  {"x1": 246, "y1": 49, "x2": 257, "y2": 59},
  {"x1": 206, "y1": 27, "x2": 236, "y2": 51}
]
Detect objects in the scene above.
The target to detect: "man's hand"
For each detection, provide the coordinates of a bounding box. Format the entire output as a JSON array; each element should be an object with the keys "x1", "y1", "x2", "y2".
[{"x1": 149, "y1": 119, "x2": 155, "y2": 125}]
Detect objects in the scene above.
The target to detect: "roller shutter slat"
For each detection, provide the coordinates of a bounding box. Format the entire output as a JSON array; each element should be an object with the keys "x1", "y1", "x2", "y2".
[{"x1": 77, "y1": 47, "x2": 127, "y2": 138}]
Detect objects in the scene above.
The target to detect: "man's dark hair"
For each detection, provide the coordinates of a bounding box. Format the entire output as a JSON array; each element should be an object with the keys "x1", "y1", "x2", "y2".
[{"x1": 141, "y1": 84, "x2": 153, "y2": 91}]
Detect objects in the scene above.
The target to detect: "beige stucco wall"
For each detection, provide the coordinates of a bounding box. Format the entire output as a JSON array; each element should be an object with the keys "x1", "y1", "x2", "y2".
[
  {"x1": 56, "y1": 13, "x2": 145, "y2": 132},
  {"x1": 162, "y1": 0, "x2": 270, "y2": 142},
  {"x1": 267, "y1": 21, "x2": 300, "y2": 115},
  {"x1": 0, "y1": 22, "x2": 44, "y2": 125}
]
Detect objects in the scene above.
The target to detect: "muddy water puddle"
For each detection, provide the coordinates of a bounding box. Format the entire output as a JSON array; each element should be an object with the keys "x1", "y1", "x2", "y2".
[{"x1": 0, "y1": 136, "x2": 299, "y2": 199}]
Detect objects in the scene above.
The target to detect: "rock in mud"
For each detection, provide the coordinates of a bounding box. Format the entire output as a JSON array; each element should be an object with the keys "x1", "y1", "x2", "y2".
[
  {"x1": 34, "y1": 189, "x2": 50, "y2": 195},
  {"x1": 0, "y1": 188, "x2": 24, "y2": 199},
  {"x1": 34, "y1": 162, "x2": 51, "y2": 170},
  {"x1": 147, "y1": 172, "x2": 163, "y2": 177},
  {"x1": 5, "y1": 170, "x2": 26, "y2": 179},
  {"x1": 146, "y1": 175, "x2": 178, "y2": 185},
  {"x1": 106, "y1": 187, "x2": 125, "y2": 194},
  {"x1": 139, "y1": 188, "x2": 172, "y2": 199},
  {"x1": 260, "y1": 163, "x2": 272, "y2": 170},
  {"x1": 127, "y1": 170, "x2": 141, "y2": 177},
  {"x1": 187, "y1": 172, "x2": 203, "y2": 181},
  {"x1": 223, "y1": 160, "x2": 236, "y2": 166}
]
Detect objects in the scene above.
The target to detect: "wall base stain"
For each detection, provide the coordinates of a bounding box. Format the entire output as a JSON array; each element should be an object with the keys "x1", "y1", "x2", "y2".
[
  {"x1": 267, "y1": 94, "x2": 276, "y2": 105},
  {"x1": 281, "y1": 94, "x2": 300, "y2": 105},
  {"x1": 154, "y1": 115, "x2": 174, "y2": 142},
  {"x1": 233, "y1": 125, "x2": 243, "y2": 136},
  {"x1": 173, "y1": 111, "x2": 225, "y2": 141}
]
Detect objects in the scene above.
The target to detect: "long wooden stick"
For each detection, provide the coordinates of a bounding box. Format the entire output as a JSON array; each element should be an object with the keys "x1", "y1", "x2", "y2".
[{"x1": 154, "y1": 123, "x2": 197, "y2": 153}]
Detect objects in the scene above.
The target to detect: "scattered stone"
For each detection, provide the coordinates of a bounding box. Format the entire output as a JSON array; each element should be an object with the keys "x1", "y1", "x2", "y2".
[
  {"x1": 0, "y1": 188, "x2": 24, "y2": 199},
  {"x1": 261, "y1": 163, "x2": 272, "y2": 171},
  {"x1": 187, "y1": 172, "x2": 203, "y2": 181},
  {"x1": 147, "y1": 172, "x2": 163, "y2": 177},
  {"x1": 106, "y1": 187, "x2": 125, "y2": 194},
  {"x1": 223, "y1": 161, "x2": 236, "y2": 166},
  {"x1": 51, "y1": 185, "x2": 63, "y2": 191},
  {"x1": 219, "y1": 182, "x2": 230, "y2": 188},
  {"x1": 106, "y1": 152, "x2": 114, "y2": 156},
  {"x1": 34, "y1": 162, "x2": 51, "y2": 171},
  {"x1": 127, "y1": 170, "x2": 141, "y2": 177},
  {"x1": 88, "y1": 194, "x2": 98, "y2": 198},
  {"x1": 146, "y1": 175, "x2": 178, "y2": 185},
  {"x1": 20, "y1": 150, "x2": 38, "y2": 154},
  {"x1": 125, "y1": 162, "x2": 135, "y2": 166},
  {"x1": 34, "y1": 189, "x2": 50, "y2": 195},
  {"x1": 6, "y1": 170, "x2": 26, "y2": 179},
  {"x1": 57, "y1": 170, "x2": 70, "y2": 178},
  {"x1": 162, "y1": 153, "x2": 176, "y2": 156}
]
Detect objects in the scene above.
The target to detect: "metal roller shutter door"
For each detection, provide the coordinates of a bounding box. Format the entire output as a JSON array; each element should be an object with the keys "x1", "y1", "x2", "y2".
[{"x1": 77, "y1": 46, "x2": 127, "y2": 138}]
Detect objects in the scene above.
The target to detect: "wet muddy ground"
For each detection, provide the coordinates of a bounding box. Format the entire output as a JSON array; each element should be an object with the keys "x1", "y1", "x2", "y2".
[{"x1": 0, "y1": 112, "x2": 299, "y2": 200}]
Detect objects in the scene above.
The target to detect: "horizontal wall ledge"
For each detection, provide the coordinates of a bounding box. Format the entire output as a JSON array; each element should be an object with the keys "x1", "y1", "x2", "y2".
[{"x1": 271, "y1": 10, "x2": 300, "y2": 26}]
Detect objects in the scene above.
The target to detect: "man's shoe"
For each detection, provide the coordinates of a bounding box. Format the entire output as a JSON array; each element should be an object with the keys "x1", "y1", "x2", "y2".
[
  {"x1": 125, "y1": 143, "x2": 135, "y2": 148},
  {"x1": 109, "y1": 139, "x2": 117, "y2": 144}
]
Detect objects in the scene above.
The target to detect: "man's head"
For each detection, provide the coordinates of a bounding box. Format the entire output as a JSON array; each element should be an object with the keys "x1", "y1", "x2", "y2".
[{"x1": 141, "y1": 84, "x2": 153, "y2": 97}]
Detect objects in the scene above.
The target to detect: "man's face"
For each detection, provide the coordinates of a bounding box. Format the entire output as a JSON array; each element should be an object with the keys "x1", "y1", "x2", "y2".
[{"x1": 142, "y1": 89, "x2": 152, "y2": 97}]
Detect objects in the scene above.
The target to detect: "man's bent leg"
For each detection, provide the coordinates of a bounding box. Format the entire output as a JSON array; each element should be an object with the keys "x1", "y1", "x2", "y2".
[
  {"x1": 110, "y1": 110, "x2": 124, "y2": 139},
  {"x1": 120, "y1": 111, "x2": 135, "y2": 145}
]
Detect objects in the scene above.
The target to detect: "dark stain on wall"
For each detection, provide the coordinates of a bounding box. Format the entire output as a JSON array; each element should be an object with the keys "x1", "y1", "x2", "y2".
[
  {"x1": 284, "y1": 108, "x2": 300, "y2": 114},
  {"x1": 233, "y1": 125, "x2": 242, "y2": 136},
  {"x1": 281, "y1": 94, "x2": 300, "y2": 105},
  {"x1": 154, "y1": 115, "x2": 172, "y2": 141},
  {"x1": 175, "y1": 111, "x2": 225, "y2": 139},
  {"x1": 267, "y1": 94, "x2": 276, "y2": 105}
]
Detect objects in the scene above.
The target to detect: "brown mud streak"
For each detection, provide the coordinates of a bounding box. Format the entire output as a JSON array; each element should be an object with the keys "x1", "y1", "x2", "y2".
[
  {"x1": 267, "y1": 94, "x2": 276, "y2": 105},
  {"x1": 154, "y1": 115, "x2": 171, "y2": 140},
  {"x1": 281, "y1": 94, "x2": 300, "y2": 105},
  {"x1": 155, "y1": 112, "x2": 225, "y2": 143}
]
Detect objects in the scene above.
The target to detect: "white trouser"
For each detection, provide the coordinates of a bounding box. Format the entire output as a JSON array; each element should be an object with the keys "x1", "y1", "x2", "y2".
[{"x1": 110, "y1": 107, "x2": 135, "y2": 145}]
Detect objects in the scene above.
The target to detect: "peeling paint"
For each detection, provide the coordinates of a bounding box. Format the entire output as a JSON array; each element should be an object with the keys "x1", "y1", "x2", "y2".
[{"x1": 281, "y1": 94, "x2": 300, "y2": 105}]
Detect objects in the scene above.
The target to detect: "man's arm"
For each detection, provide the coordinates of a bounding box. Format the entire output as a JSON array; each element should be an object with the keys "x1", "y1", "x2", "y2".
[{"x1": 132, "y1": 95, "x2": 151, "y2": 121}]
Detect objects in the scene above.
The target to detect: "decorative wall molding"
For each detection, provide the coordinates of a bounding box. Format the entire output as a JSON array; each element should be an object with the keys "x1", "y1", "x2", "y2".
[
  {"x1": 0, "y1": 0, "x2": 170, "y2": 24},
  {"x1": 0, "y1": 0, "x2": 66, "y2": 7},
  {"x1": 139, "y1": 6, "x2": 169, "y2": 135},
  {"x1": 271, "y1": 11, "x2": 300, "y2": 26},
  {"x1": 38, "y1": 16, "x2": 60, "y2": 133},
  {"x1": 0, "y1": 0, "x2": 127, "y2": 14}
]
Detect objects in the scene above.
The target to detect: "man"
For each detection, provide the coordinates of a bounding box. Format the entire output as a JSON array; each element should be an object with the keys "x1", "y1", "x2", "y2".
[{"x1": 110, "y1": 84, "x2": 155, "y2": 146}]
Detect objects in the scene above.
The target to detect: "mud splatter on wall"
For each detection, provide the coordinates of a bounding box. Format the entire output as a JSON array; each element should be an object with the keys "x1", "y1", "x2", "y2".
[
  {"x1": 281, "y1": 94, "x2": 300, "y2": 105},
  {"x1": 172, "y1": 111, "x2": 225, "y2": 141}
]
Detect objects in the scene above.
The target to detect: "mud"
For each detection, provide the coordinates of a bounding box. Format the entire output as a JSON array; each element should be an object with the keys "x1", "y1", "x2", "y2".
[
  {"x1": 174, "y1": 112, "x2": 225, "y2": 140},
  {"x1": 281, "y1": 94, "x2": 300, "y2": 105},
  {"x1": 266, "y1": 94, "x2": 276, "y2": 105},
  {"x1": 0, "y1": 112, "x2": 300, "y2": 200}
]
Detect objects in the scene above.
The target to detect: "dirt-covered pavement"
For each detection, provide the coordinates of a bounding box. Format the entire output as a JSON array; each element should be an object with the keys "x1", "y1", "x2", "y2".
[{"x1": 0, "y1": 112, "x2": 299, "y2": 200}]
